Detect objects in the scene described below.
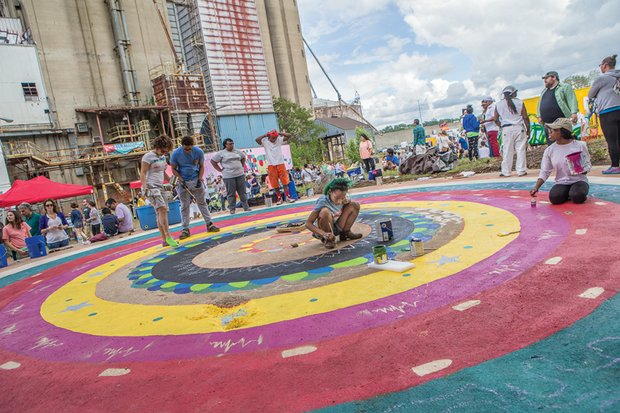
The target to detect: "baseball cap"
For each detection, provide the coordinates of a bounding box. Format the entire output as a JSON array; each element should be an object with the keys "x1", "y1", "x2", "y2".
[
  {"x1": 542, "y1": 71, "x2": 559, "y2": 79},
  {"x1": 545, "y1": 118, "x2": 573, "y2": 132},
  {"x1": 502, "y1": 85, "x2": 517, "y2": 95},
  {"x1": 481, "y1": 96, "x2": 494, "y2": 102}
]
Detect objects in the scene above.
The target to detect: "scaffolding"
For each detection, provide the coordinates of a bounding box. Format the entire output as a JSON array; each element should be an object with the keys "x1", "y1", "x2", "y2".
[{"x1": 150, "y1": 65, "x2": 219, "y2": 152}]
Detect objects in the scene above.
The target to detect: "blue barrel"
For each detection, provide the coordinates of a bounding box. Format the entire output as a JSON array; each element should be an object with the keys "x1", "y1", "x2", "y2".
[
  {"x1": 25, "y1": 235, "x2": 47, "y2": 258},
  {"x1": 167, "y1": 200, "x2": 181, "y2": 225},
  {"x1": 0, "y1": 244, "x2": 8, "y2": 267},
  {"x1": 288, "y1": 181, "x2": 298, "y2": 200},
  {"x1": 136, "y1": 201, "x2": 182, "y2": 231}
]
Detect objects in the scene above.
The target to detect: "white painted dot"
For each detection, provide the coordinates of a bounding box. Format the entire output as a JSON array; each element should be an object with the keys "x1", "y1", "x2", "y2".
[
  {"x1": 595, "y1": 202, "x2": 606, "y2": 206},
  {"x1": 575, "y1": 229, "x2": 587, "y2": 235},
  {"x1": 545, "y1": 257, "x2": 562, "y2": 265},
  {"x1": 412, "y1": 359, "x2": 453, "y2": 376},
  {"x1": 98, "y1": 368, "x2": 131, "y2": 377},
  {"x1": 0, "y1": 361, "x2": 21, "y2": 370},
  {"x1": 540, "y1": 201, "x2": 551, "y2": 204},
  {"x1": 509, "y1": 196, "x2": 521, "y2": 199},
  {"x1": 452, "y1": 300, "x2": 481, "y2": 312},
  {"x1": 31, "y1": 280, "x2": 43, "y2": 285},
  {"x1": 579, "y1": 287, "x2": 605, "y2": 299},
  {"x1": 281, "y1": 345, "x2": 317, "y2": 359}
]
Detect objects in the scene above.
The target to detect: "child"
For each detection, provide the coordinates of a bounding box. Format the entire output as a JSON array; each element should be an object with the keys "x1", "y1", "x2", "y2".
[
  {"x1": 101, "y1": 207, "x2": 119, "y2": 237},
  {"x1": 70, "y1": 202, "x2": 89, "y2": 244},
  {"x1": 305, "y1": 178, "x2": 362, "y2": 249}
]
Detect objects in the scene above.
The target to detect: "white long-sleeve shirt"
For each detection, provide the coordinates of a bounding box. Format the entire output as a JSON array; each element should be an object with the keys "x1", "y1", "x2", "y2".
[{"x1": 538, "y1": 140, "x2": 591, "y2": 185}]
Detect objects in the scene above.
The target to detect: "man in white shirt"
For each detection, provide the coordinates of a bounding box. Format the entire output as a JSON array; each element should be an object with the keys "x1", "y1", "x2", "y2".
[{"x1": 256, "y1": 129, "x2": 295, "y2": 204}]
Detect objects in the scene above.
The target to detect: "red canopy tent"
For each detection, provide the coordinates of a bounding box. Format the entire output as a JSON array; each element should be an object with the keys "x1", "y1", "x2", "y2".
[{"x1": 0, "y1": 176, "x2": 93, "y2": 208}]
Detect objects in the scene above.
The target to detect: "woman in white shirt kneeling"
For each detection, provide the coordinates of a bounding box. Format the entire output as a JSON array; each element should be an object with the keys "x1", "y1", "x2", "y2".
[{"x1": 530, "y1": 118, "x2": 591, "y2": 204}]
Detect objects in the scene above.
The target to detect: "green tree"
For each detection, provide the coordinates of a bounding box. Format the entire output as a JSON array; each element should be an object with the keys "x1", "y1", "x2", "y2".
[
  {"x1": 564, "y1": 71, "x2": 597, "y2": 89},
  {"x1": 273, "y1": 97, "x2": 326, "y2": 166}
]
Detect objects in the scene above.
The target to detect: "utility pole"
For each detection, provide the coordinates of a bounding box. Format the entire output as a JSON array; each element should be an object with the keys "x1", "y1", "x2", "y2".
[{"x1": 417, "y1": 100, "x2": 423, "y2": 124}]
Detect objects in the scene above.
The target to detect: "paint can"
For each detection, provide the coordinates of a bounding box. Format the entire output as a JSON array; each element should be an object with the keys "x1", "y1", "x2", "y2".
[
  {"x1": 372, "y1": 245, "x2": 388, "y2": 264},
  {"x1": 409, "y1": 237, "x2": 424, "y2": 257},
  {"x1": 376, "y1": 219, "x2": 393, "y2": 242},
  {"x1": 264, "y1": 196, "x2": 273, "y2": 207}
]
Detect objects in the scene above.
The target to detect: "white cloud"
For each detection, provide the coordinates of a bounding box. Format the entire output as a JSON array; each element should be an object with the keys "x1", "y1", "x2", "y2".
[
  {"x1": 298, "y1": 0, "x2": 620, "y2": 127},
  {"x1": 343, "y1": 35, "x2": 411, "y2": 65}
]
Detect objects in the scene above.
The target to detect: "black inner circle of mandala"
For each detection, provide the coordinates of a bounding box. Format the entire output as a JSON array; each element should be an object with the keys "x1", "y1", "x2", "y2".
[{"x1": 150, "y1": 214, "x2": 415, "y2": 284}]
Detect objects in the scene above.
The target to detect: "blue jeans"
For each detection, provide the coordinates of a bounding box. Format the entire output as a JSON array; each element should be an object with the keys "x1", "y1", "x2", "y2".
[{"x1": 48, "y1": 238, "x2": 69, "y2": 249}]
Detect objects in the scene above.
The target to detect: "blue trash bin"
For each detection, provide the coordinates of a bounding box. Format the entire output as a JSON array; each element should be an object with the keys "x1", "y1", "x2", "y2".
[
  {"x1": 167, "y1": 200, "x2": 181, "y2": 225},
  {"x1": 136, "y1": 205, "x2": 157, "y2": 230},
  {"x1": 136, "y1": 201, "x2": 182, "y2": 231},
  {"x1": 25, "y1": 235, "x2": 47, "y2": 259},
  {"x1": 0, "y1": 244, "x2": 8, "y2": 268}
]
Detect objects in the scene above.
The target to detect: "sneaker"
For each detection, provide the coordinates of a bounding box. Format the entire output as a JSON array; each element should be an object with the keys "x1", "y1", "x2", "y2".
[
  {"x1": 206, "y1": 222, "x2": 220, "y2": 232},
  {"x1": 229, "y1": 209, "x2": 236, "y2": 215},
  {"x1": 179, "y1": 229, "x2": 191, "y2": 240},
  {"x1": 517, "y1": 172, "x2": 528, "y2": 176},
  {"x1": 165, "y1": 236, "x2": 179, "y2": 248},
  {"x1": 244, "y1": 207, "x2": 252, "y2": 212},
  {"x1": 602, "y1": 166, "x2": 620, "y2": 175},
  {"x1": 276, "y1": 201, "x2": 283, "y2": 205},
  {"x1": 287, "y1": 198, "x2": 296, "y2": 203},
  {"x1": 499, "y1": 173, "x2": 510, "y2": 177}
]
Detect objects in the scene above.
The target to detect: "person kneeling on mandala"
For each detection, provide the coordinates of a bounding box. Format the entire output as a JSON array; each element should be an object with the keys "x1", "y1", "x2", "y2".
[
  {"x1": 530, "y1": 118, "x2": 591, "y2": 205},
  {"x1": 305, "y1": 178, "x2": 362, "y2": 250}
]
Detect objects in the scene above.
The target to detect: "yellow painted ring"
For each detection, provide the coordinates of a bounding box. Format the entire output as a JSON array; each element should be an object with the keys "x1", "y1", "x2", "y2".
[{"x1": 41, "y1": 201, "x2": 518, "y2": 336}]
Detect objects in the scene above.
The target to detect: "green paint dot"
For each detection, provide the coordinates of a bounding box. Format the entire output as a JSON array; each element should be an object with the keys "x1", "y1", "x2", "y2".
[
  {"x1": 481, "y1": 212, "x2": 488, "y2": 215},
  {"x1": 309, "y1": 298, "x2": 318, "y2": 302},
  {"x1": 153, "y1": 317, "x2": 163, "y2": 322},
  {"x1": 88, "y1": 312, "x2": 97, "y2": 317},
  {"x1": 80, "y1": 281, "x2": 88, "y2": 284},
  {"x1": 402, "y1": 273, "x2": 412, "y2": 277},
  {"x1": 485, "y1": 224, "x2": 494, "y2": 227},
  {"x1": 464, "y1": 245, "x2": 473, "y2": 249},
  {"x1": 65, "y1": 298, "x2": 73, "y2": 302}
]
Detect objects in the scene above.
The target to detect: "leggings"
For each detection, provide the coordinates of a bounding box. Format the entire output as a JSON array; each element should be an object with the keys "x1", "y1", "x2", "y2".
[
  {"x1": 549, "y1": 181, "x2": 589, "y2": 205},
  {"x1": 362, "y1": 157, "x2": 376, "y2": 173},
  {"x1": 600, "y1": 109, "x2": 620, "y2": 167},
  {"x1": 467, "y1": 136, "x2": 479, "y2": 160}
]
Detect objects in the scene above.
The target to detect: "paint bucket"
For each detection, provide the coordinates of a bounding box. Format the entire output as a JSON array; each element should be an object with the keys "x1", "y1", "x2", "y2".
[
  {"x1": 0, "y1": 244, "x2": 8, "y2": 268},
  {"x1": 409, "y1": 237, "x2": 424, "y2": 257},
  {"x1": 265, "y1": 196, "x2": 273, "y2": 207},
  {"x1": 372, "y1": 245, "x2": 388, "y2": 264},
  {"x1": 25, "y1": 235, "x2": 47, "y2": 259},
  {"x1": 566, "y1": 151, "x2": 586, "y2": 175}
]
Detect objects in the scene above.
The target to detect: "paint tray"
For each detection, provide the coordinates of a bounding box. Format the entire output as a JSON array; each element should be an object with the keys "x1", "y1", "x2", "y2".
[{"x1": 367, "y1": 260, "x2": 415, "y2": 272}]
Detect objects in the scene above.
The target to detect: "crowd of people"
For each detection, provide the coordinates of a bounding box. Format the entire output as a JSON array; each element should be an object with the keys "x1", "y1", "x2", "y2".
[{"x1": 2, "y1": 54, "x2": 618, "y2": 261}]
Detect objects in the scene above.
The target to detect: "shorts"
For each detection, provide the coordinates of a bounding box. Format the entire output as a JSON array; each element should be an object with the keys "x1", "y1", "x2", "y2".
[
  {"x1": 146, "y1": 184, "x2": 168, "y2": 210},
  {"x1": 268, "y1": 164, "x2": 290, "y2": 188}
]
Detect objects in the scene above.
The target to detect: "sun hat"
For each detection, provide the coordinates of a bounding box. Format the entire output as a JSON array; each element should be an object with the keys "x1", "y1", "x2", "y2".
[{"x1": 545, "y1": 118, "x2": 573, "y2": 132}]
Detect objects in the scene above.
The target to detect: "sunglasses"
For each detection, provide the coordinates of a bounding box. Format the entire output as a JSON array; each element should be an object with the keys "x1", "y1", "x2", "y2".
[{"x1": 45, "y1": 204, "x2": 54, "y2": 207}]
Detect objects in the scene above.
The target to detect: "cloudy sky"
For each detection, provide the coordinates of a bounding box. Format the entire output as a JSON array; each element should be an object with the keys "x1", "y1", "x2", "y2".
[{"x1": 297, "y1": 0, "x2": 619, "y2": 128}]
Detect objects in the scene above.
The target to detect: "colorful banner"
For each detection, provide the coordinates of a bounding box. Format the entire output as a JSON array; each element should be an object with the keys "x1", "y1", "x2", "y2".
[
  {"x1": 203, "y1": 145, "x2": 293, "y2": 181},
  {"x1": 104, "y1": 141, "x2": 145, "y2": 154}
]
